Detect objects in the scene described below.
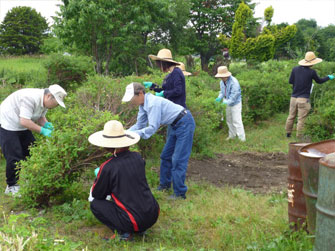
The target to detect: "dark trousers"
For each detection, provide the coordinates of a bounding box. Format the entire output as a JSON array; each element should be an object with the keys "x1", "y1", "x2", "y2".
[
  {"x1": 90, "y1": 199, "x2": 134, "y2": 234},
  {"x1": 0, "y1": 127, "x2": 35, "y2": 186}
]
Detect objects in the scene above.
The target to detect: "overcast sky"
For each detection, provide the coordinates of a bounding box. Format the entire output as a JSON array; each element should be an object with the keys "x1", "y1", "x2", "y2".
[{"x1": 0, "y1": 0, "x2": 334, "y2": 27}]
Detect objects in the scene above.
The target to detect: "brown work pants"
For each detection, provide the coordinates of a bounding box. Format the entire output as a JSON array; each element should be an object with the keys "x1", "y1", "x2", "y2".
[{"x1": 285, "y1": 97, "x2": 311, "y2": 137}]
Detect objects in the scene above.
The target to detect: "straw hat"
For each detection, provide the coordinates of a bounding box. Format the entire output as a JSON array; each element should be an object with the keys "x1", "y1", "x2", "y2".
[
  {"x1": 298, "y1": 51, "x2": 322, "y2": 66},
  {"x1": 88, "y1": 120, "x2": 140, "y2": 148},
  {"x1": 177, "y1": 62, "x2": 192, "y2": 76},
  {"x1": 148, "y1": 49, "x2": 179, "y2": 65},
  {"x1": 215, "y1": 66, "x2": 232, "y2": 78}
]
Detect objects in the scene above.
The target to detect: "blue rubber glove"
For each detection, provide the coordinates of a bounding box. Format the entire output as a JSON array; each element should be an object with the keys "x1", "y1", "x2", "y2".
[
  {"x1": 40, "y1": 127, "x2": 52, "y2": 137},
  {"x1": 328, "y1": 75, "x2": 335, "y2": 80},
  {"x1": 94, "y1": 167, "x2": 100, "y2": 177},
  {"x1": 43, "y1": 122, "x2": 54, "y2": 131},
  {"x1": 143, "y1": 82, "x2": 153, "y2": 88},
  {"x1": 215, "y1": 97, "x2": 222, "y2": 103},
  {"x1": 222, "y1": 99, "x2": 228, "y2": 105},
  {"x1": 155, "y1": 91, "x2": 164, "y2": 97}
]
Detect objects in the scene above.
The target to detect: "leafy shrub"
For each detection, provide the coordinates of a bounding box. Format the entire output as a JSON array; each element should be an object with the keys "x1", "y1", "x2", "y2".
[
  {"x1": 43, "y1": 54, "x2": 95, "y2": 89},
  {"x1": 18, "y1": 101, "x2": 117, "y2": 207}
]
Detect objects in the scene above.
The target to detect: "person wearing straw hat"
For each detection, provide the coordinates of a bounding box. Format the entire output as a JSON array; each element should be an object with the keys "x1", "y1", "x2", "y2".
[
  {"x1": 143, "y1": 48, "x2": 188, "y2": 108},
  {"x1": 122, "y1": 82, "x2": 195, "y2": 200},
  {"x1": 88, "y1": 120, "x2": 159, "y2": 241},
  {"x1": 177, "y1": 62, "x2": 192, "y2": 76},
  {"x1": 0, "y1": 84, "x2": 67, "y2": 195},
  {"x1": 285, "y1": 51, "x2": 334, "y2": 138},
  {"x1": 214, "y1": 66, "x2": 245, "y2": 142}
]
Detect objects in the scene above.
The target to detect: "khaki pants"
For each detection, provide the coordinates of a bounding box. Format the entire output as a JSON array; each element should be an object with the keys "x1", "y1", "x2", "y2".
[{"x1": 285, "y1": 97, "x2": 311, "y2": 137}]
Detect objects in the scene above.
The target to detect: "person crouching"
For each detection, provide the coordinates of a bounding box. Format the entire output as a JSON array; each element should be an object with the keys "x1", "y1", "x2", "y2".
[{"x1": 88, "y1": 120, "x2": 159, "y2": 241}]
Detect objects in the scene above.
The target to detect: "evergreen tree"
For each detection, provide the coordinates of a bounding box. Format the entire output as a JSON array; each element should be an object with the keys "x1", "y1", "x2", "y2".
[{"x1": 0, "y1": 6, "x2": 48, "y2": 55}]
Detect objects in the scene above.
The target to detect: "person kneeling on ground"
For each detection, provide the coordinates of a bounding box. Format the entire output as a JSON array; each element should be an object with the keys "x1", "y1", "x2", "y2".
[
  {"x1": 0, "y1": 84, "x2": 67, "y2": 195},
  {"x1": 88, "y1": 120, "x2": 159, "y2": 241}
]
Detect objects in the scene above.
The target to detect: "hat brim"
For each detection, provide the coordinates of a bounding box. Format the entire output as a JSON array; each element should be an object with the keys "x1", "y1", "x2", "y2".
[
  {"x1": 215, "y1": 72, "x2": 232, "y2": 78},
  {"x1": 182, "y1": 71, "x2": 192, "y2": 76},
  {"x1": 88, "y1": 130, "x2": 140, "y2": 148},
  {"x1": 55, "y1": 96, "x2": 66, "y2": 108},
  {"x1": 298, "y1": 58, "x2": 322, "y2": 66},
  {"x1": 148, "y1": 54, "x2": 180, "y2": 65}
]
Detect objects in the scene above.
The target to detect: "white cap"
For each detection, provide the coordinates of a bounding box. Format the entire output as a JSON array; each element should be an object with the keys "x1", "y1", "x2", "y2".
[
  {"x1": 49, "y1": 84, "x2": 67, "y2": 108},
  {"x1": 122, "y1": 83, "x2": 135, "y2": 102}
]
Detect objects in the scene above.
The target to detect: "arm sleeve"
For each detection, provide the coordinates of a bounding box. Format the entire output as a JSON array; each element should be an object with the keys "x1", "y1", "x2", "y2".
[
  {"x1": 217, "y1": 81, "x2": 224, "y2": 100},
  {"x1": 226, "y1": 81, "x2": 241, "y2": 106},
  {"x1": 92, "y1": 166, "x2": 113, "y2": 199},
  {"x1": 129, "y1": 107, "x2": 148, "y2": 131},
  {"x1": 19, "y1": 98, "x2": 35, "y2": 119},
  {"x1": 162, "y1": 72, "x2": 184, "y2": 99},
  {"x1": 130, "y1": 105, "x2": 161, "y2": 139},
  {"x1": 312, "y1": 70, "x2": 330, "y2": 84}
]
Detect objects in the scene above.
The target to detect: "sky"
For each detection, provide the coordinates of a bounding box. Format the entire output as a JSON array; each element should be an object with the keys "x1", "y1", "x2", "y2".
[{"x1": 0, "y1": 0, "x2": 334, "y2": 27}]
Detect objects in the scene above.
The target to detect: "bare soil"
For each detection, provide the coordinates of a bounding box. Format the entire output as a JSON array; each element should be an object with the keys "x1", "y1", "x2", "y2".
[{"x1": 187, "y1": 152, "x2": 288, "y2": 194}]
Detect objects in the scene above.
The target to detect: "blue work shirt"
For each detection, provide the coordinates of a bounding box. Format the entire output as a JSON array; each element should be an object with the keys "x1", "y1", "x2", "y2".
[
  {"x1": 162, "y1": 67, "x2": 187, "y2": 108},
  {"x1": 129, "y1": 93, "x2": 184, "y2": 139},
  {"x1": 217, "y1": 76, "x2": 242, "y2": 106}
]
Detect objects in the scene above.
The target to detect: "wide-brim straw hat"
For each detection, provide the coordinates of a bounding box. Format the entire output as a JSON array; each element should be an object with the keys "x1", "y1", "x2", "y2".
[
  {"x1": 148, "y1": 48, "x2": 180, "y2": 65},
  {"x1": 88, "y1": 120, "x2": 140, "y2": 148},
  {"x1": 215, "y1": 66, "x2": 232, "y2": 78},
  {"x1": 299, "y1": 51, "x2": 322, "y2": 66},
  {"x1": 177, "y1": 62, "x2": 192, "y2": 76}
]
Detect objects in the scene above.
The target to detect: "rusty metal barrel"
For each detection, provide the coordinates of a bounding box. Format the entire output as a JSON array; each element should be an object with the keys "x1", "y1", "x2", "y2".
[
  {"x1": 314, "y1": 153, "x2": 335, "y2": 251},
  {"x1": 288, "y1": 142, "x2": 309, "y2": 230},
  {"x1": 298, "y1": 139, "x2": 335, "y2": 233}
]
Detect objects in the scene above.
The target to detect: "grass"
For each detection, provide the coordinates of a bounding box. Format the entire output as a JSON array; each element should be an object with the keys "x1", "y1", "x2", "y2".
[{"x1": 0, "y1": 113, "x2": 314, "y2": 250}]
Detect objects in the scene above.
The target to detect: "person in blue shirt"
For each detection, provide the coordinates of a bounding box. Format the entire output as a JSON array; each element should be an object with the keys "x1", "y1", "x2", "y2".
[
  {"x1": 214, "y1": 66, "x2": 245, "y2": 141},
  {"x1": 143, "y1": 48, "x2": 187, "y2": 108},
  {"x1": 122, "y1": 82, "x2": 195, "y2": 200}
]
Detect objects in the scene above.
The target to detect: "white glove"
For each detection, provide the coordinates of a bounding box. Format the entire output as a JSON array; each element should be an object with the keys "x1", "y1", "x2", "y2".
[{"x1": 88, "y1": 186, "x2": 94, "y2": 202}]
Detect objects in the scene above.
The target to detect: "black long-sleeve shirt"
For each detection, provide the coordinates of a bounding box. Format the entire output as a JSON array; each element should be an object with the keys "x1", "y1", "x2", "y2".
[
  {"x1": 92, "y1": 150, "x2": 159, "y2": 231},
  {"x1": 289, "y1": 65, "x2": 330, "y2": 98}
]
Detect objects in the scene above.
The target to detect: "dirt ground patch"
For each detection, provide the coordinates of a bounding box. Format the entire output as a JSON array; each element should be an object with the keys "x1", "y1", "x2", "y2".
[{"x1": 187, "y1": 152, "x2": 288, "y2": 194}]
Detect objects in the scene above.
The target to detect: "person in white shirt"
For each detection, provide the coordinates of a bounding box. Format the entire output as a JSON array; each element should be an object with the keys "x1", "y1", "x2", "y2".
[{"x1": 0, "y1": 84, "x2": 67, "y2": 195}]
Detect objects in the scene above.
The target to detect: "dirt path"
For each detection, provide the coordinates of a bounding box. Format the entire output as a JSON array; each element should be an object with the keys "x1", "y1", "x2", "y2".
[{"x1": 187, "y1": 152, "x2": 288, "y2": 194}]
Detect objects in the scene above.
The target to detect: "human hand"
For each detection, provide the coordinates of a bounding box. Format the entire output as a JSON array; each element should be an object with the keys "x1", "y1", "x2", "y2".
[
  {"x1": 155, "y1": 91, "x2": 164, "y2": 97},
  {"x1": 215, "y1": 97, "x2": 222, "y2": 103},
  {"x1": 222, "y1": 99, "x2": 228, "y2": 105},
  {"x1": 43, "y1": 122, "x2": 54, "y2": 131},
  {"x1": 40, "y1": 127, "x2": 52, "y2": 137},
  {"x1": 88, "y1": 186, "x2": 94, "y2": 202},
  {"x1": 328, "y1": 74, "x2": 335, "y2": 80},
  {"x1": 94, "y1": 167, "x2": 100, "y2": 177},
  {"x1": 143, "y1": 81, "x2": 153, "y2": 88}
]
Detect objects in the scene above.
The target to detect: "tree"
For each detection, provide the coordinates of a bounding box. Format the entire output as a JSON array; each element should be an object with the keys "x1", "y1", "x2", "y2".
[
  {"x1": 54, "y1": 0, "x2": 175, "y2": 75},
  {"x1": 0, "y1": 6, "x2": 48, "y2": 55},
  {"x1": 187, "y1": 0, "x2": 256, "y2": 71},
  {"x1": 264, "y1": 6, "x2": 274, "y2": 26},
  {"x1": 315, "y1": 25, "x2": 335, "y2": 61}
]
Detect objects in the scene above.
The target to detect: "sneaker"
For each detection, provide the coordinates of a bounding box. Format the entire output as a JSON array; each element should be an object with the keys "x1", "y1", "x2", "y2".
[
  {"x1": 157, "y1": 185, "x2": 170, "y2": 191},
  {"x1": 119, "y1": 232, "x2": 133, "y2": 241},
  {"x1": 286, "y1": 133, "x2": 291, "y2": 138},
  {"x1": 168, "y1": 194, "x2": 186, "y2": 200},
  {"x1": 4, "y1": 185, "x2": 20, "y2": 196}
]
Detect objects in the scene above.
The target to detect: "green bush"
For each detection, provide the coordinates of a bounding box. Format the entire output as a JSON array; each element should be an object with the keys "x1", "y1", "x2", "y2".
[
  {"x1": 18, "y1": 101, "x2": 117, "y2": 208},
  {"x1": 43, "y1": 54, "x2": 95, "y2": 89}
]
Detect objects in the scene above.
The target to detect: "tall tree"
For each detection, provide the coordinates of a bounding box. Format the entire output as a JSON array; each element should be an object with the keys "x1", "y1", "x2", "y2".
[
  {"x1": 187, "y1": 0, "x2": 256, "y2": 71},
  {"x1": 315, "y1": 25, "x2": 335, "y2": 61},
  {"x1": 0, "y1": 6, "x2": 48, "y2": 55}
]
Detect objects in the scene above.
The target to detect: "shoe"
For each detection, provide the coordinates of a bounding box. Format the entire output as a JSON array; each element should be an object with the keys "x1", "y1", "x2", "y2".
[
  {"x1": 119, "y1": 232, "x2": 133, "y2": 241},
  {"x1": 286, "y1": 133, "x2": 291, "y2": 138},
  {"x1": 157, "y1": 185, "x2": 170, "y2": 191},
  {"x1": 4, "y1": 185, "x2": 20, "y2": 196},
  {"x1": 168, "y1": 194, "x2": 186, "y2": 200}
]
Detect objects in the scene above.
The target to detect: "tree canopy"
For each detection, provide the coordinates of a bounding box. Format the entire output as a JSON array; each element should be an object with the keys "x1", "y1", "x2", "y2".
[{"x1": 0, "y1": 6, "x2": 48, "y2": 55}]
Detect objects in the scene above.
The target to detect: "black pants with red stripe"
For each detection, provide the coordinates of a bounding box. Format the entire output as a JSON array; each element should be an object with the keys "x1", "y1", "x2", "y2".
[
  {"x1": 0, "y1": 127, "x2": 35, "y2": 186},
  {"x1": 90, "y1": 199, "x2": 135, "y2": 234}
]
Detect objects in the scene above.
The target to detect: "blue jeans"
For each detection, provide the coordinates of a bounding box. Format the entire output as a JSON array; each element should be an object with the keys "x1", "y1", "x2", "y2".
[{"x1": 160, "y1": 111, "x2": 195, "y2": 196}]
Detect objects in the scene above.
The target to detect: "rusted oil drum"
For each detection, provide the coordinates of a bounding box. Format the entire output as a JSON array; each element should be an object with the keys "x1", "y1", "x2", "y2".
[
  {"x1": 298, "y1": 139, "x2": 335, "y2": 233},
  {"x1": 288, "y1": 142, "x2": 309, "y2": 230},
  {"x1": 314, "y1": 153, "x2": 335, "y2": 251}
]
